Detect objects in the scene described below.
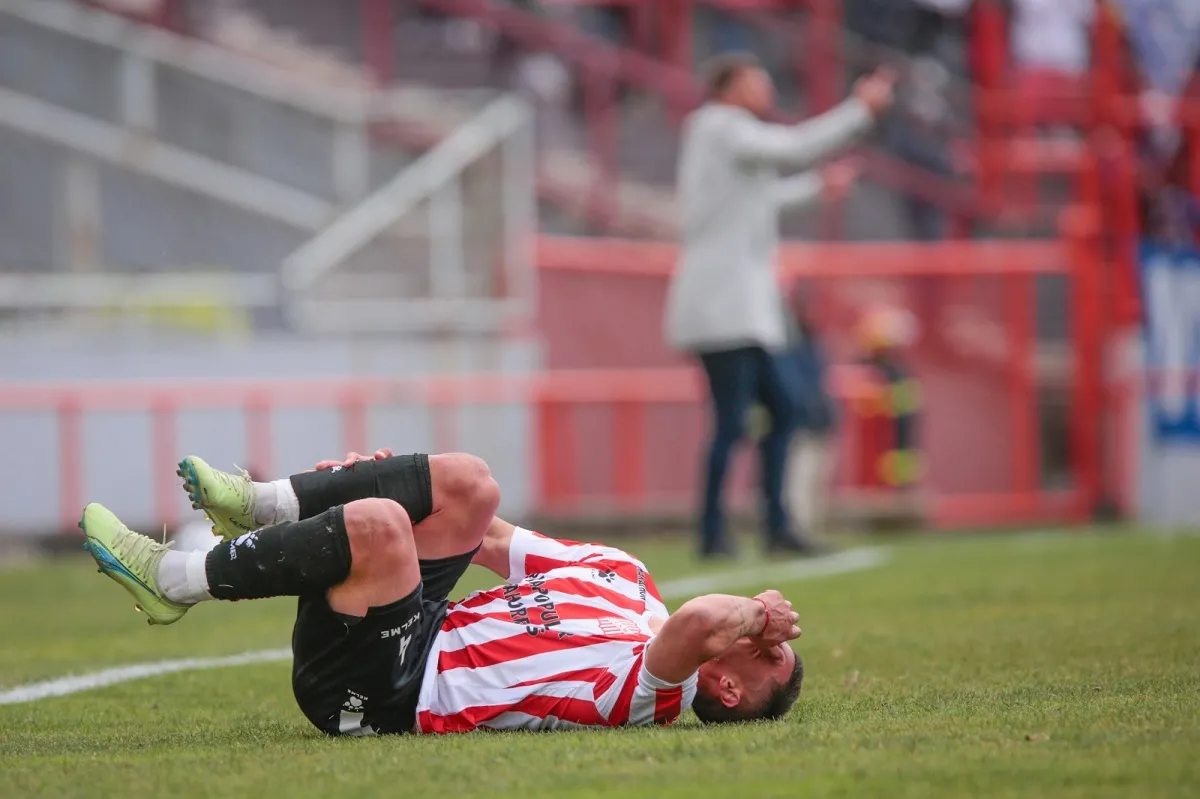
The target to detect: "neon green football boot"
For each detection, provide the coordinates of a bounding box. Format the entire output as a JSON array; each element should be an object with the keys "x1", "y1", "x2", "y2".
[
  {"x1": 177, "y1": 455, "x2": 256, "y2": 542},
  {"x1": 80, "y1": 503, "x2": 189, "y2": 626}
]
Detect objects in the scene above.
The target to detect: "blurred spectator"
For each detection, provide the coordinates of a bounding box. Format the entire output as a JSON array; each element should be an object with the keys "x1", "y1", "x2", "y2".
[
  {"x1": 514, "y1": 52, "x2": 574, "y2": 152},
  {"x1": 885, "y1": 57, "x2": 955, "y2": 240},
  {"x1": 1133, "y1": 55, "x2": 1200, "y2": 245},
  {"x1": 1141, "y1": 138, "x2": 1200, "y2": 246},
  {"x1": 711, "y1": 21, "x2": 753, "y2": 56},
  {"x1": 1011, "y1": 0, "x2": 1094, "y2": 73},
  {"x1": 486, "y1": 0, "x2": 573, "y2": 151},
  {"x1": 858, "y1": 307, "x2": 923, "y2": 490},
  {"x1": 846, "y1": 0, "x2": 970, "y2": 59},
  {"x1": 1162, "y1": 185, "x2": 1200, "y2": 246},
  {"x1": 908, "y1": 0, "x2": 973, "y2": 56},
  {"x1": 1140, "y1": 87, "x2": 1180, "y2": 162},
  {"x1": 664, "y1": 53, "x2": 893, "y2": 558},
  {"x1": 1010, "y1": 0, "x2": 1094, "y2": 128},
  {"x1": 845, "y1": 0, "x2": 915, "y2": 51},
  {"x1": 694, "y1": 4, "x2": 754, "y2": 57},
  {"x1": 785, "y1": 284, "x2": 837, "y2": 539},
  {"x1": 574, "y1": 2, "x2": 632, "y2": 48}
]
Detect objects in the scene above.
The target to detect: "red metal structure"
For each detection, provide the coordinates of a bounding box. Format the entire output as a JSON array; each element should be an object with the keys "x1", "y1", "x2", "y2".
[
  {"x1": 416, "y1": 0, "x2": 982, "y2": 233},
  {"x1": 0, "y1": 220, "x2": 1104, "y2": 533},
  {"x1": 52, "y1": 1, "x2": 1199, "y2": 534},
  {"x1": 98, "y1": 0, "x2": 1198, "y2": 240},
  {"x1": 537, "y1": 222, "x2": 1103, "y2": 525}
]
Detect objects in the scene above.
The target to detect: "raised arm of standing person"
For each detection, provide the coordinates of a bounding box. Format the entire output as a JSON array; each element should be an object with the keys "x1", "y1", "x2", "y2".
[
  {"x1": 772, "y1": 158, "x2": 865, "y2": 211},
  {"x1": 723, "y1": 68, "x2": 896, "y2": 170}
]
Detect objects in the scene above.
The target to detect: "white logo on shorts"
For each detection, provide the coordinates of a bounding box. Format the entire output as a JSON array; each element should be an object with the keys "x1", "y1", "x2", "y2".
[
  {"x1": 339, "y1": 690, "x2": 376, "y2": 736},
  {"x1": 341, "y1": 690, "x2": 368, "y2": 712}
]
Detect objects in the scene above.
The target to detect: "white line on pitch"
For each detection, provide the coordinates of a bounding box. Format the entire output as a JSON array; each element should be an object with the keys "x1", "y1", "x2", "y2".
[
  {"x1": 0, "y1": 547, "x2": 887, "y2": 705},
  {"x1": 657, "y1": 546, "x2": 889, "y2": 599},
  {"x1": 0, "y1": 648, "x2": 292, "y2": 705}
]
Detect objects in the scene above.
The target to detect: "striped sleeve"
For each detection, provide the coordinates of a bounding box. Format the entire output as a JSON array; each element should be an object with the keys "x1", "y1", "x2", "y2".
[
  {"x1": 508, "y1": 527, "x2": 645, "y2": 582},
  {"x1": 601, "y1": 652, "x2": 697, "y2": 728}
]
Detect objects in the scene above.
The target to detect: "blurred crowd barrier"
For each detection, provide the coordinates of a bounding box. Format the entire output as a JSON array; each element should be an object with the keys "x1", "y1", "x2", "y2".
[{"x1": 0, "y1": 233, "x2": 1113, "y2": 536}]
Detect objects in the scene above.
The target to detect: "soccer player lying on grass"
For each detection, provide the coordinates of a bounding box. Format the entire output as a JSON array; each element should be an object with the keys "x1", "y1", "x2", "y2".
[{"x1": 79, "y1": 450, "x2": 804, "y2": 734}]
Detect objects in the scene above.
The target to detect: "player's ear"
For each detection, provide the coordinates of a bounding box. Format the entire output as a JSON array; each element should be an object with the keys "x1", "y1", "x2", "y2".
[{"x1": 719, "y1": 675, "x2": 740, "y2": 708}]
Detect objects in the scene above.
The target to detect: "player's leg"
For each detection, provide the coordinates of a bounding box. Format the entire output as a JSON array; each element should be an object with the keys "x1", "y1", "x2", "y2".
[
  {"x1": 290, "y1": 452, "x2": 498, "y2": 561},
  {"x1": 279, "y1": 467, "x2": 492, "y2": 734},
  {"x1": 180, "y1": 452, "x2": 499, "y2": 560},
  {"x1": 306, "y1": 453, "x2": 500, "y2": 605},
  {"x1": 82, "y1": 496, "x2": 417, "y2": 624},
  {"x1": 272, "y1": 499, "x2": 429, "y2": 736}
]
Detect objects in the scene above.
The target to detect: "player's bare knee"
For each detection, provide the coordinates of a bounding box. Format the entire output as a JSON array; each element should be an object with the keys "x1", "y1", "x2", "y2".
[
  {"x1": 430, "y1": 453, "x2": 501, "y2": 518},
  {"x1": 470, "y1": 468, "x2": 501, "y2": 521},
  {"x1": 343, "y1": 498, "x2": 414, "y2": 568}
]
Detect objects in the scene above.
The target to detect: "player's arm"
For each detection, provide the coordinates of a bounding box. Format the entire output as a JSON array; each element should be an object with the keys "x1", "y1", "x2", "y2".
[
  {"x1": 645, "y1": 590, "x2": 801, "y2": 684},
  {"x1": 471, "y1": 516, "x2": 517, "y2": 578}
]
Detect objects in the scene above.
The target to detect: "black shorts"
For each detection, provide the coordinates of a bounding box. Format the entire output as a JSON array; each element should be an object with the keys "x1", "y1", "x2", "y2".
[
  {"x1": 289, "y1": 453, "x2": 474, "y2": 736},
  {"x1": 290, "y1": 548, "x2": 475, "y2": 736}
]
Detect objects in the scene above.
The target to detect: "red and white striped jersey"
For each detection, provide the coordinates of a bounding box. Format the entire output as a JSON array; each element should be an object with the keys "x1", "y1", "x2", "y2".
[{"x1": 415, "y1": 528, "x2": 697, "y2": 733}]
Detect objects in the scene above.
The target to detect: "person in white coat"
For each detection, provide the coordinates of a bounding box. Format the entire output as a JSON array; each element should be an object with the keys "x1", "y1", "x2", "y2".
[{"x1": 664, "y1": 53, "x2": 894, "y2": 557}]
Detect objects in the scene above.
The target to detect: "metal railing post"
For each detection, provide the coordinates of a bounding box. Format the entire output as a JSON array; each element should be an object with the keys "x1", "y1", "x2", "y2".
[{"x1": 430, "y1": 177, "x2": 466, "y2": 300}]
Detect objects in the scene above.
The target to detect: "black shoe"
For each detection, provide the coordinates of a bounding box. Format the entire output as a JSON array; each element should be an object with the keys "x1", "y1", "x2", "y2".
[{"x1": 766, "y1": 533, "x2": 828, "y2": 557}]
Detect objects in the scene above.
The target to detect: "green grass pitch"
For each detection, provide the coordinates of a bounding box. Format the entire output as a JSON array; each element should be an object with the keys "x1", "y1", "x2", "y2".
[{"x1": 0, "y1": 530, "x2": 1197, "y2": 798}]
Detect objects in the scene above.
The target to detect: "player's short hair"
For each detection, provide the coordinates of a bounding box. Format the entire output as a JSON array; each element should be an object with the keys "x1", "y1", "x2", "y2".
[
  {"x1": 692, "y1": 651, "x2": 805, "y2": 725},
  {"x1": 701, "y1": 51, "x2": 762, "y2": 99}
]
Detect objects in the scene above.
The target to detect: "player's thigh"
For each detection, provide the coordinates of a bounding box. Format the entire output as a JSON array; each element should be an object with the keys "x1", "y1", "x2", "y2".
[
  {"x1": 408, "y1": 453, "x2": 498, "y2": 562},
  {"x1": 330, "y1": 498, "x2": 422, "y2": 615},
  {"x1": 290, "y1": 587, "x2": 439, "y2": 736},
  {"x1": 418, "y1": 547, "x2": 479, "y2": 605}
]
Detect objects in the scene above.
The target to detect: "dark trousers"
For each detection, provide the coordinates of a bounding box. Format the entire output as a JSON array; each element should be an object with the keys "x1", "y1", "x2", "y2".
[{"x1": 697, "y1": 346, "x2": 797, "y2": 554}]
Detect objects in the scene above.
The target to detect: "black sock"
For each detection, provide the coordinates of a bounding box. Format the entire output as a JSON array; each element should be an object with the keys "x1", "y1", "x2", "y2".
[
  {"x1": 289, "y1": 454, "x2": 433, "y2": 524},
  {"x1": 205, "y1": 507, "x2": 352, "y2": 601}
]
